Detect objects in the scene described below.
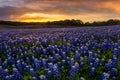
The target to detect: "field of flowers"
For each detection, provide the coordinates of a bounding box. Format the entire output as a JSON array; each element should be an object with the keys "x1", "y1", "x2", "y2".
[{"x1": 0, "y1": 26, "x2": 120, "y2": 80}]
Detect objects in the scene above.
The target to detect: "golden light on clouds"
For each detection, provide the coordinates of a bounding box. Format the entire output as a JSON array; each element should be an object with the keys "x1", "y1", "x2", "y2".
[
  {"x1": 18, "y1": 13, "x2": 68, "y2": 22},
  {"x1": 104, "y1": 2, "x2": 120, "y2": 13},
  {"x1": 0, "y1": 0, "x2": 120, "y2": 22}
]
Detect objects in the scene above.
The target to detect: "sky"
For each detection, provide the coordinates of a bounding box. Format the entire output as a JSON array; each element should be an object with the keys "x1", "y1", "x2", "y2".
[{"x1": 0, "y1": 0, "x2": 120, "y2": 22}]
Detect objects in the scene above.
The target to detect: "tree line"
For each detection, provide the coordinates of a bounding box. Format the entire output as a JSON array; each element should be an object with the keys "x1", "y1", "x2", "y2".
[{"x1": 0, "y1": 19, "x2": 120, "y2": 27}]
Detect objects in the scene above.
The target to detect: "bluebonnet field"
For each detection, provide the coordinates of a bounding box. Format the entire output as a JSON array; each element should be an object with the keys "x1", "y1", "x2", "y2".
[{"x1": 0, "y1": 26, "x2": 120, "y2": 80}]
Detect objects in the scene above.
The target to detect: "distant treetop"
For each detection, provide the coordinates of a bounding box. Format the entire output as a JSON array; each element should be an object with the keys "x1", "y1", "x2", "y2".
[{"x1": 0, "y1": 19, "x2": 120, "y2": 27}]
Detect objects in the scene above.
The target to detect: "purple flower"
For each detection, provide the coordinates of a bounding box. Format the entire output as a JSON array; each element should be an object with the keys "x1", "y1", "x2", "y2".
[
  {"x1": 70, "y1": 66, "x2": 77, "y2": 79},
  {"x1": 109, "y1": 68, "x2": 117, "y2": 77},
  {"x1": 39, "y1": 75, "x2": 47, "y2": 80},
  {"x1": 89, "y1": 67, "x2": 95, "y2": 77},
  {"x1": 12, "y1": 68, "x2": 23, "y2": 80}
]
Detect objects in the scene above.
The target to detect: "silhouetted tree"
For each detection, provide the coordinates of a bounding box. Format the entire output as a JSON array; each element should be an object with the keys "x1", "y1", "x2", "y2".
[{"x1": 0, "y1": 19, "x2": 120, "y2": 28}]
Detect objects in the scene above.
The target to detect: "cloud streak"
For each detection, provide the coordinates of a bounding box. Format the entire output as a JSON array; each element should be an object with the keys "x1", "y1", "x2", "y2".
[{"x1": 0, "y1": 0, "x2": 120, "y2": 22}]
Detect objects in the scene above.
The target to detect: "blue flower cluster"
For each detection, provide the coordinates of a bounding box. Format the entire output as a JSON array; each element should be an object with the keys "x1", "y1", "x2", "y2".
[{"x1": 0, "y1": 26, "x2": 120, "y2": 80}]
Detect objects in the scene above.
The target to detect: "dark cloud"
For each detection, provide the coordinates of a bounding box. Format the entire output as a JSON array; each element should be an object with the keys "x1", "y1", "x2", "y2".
[{"x1": 0, "y1": 6, "x2": 38, "y2": 20}]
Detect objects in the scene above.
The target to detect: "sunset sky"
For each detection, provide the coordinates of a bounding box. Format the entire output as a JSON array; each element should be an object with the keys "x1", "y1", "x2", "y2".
[{"x1": 0, "y1": 0, "x2": 120, "y2": 22}]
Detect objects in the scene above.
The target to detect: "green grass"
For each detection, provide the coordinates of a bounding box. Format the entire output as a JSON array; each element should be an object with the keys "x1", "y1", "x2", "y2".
[
  {"x1": 60, "y1": 66, "x2": 70, "y2": 80},
  {"x1": 23, "y1": 71, "x2": 32, "y2": 80},
  {"x1": 98, "y1": 50, "x2": 113, "y2": 62},
  {"x1": 36, "y1": 67, "x2": 45, "y2": 76}
]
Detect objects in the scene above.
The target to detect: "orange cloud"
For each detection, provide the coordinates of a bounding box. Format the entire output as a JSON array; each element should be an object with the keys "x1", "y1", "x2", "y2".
[
  {"x1": 1, "y1": 0, "x2": 120, "y2": 22},
  {"x1": 104, "y1": 2, "x2": 120, "y2": 14},
  {"x1": 17, "y1": 13, "x2": 68, "y2": 22}
]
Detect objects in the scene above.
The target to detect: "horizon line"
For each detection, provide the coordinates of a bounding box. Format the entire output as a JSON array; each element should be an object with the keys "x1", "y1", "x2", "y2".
[{"x1": 0, "y1": 19, "x2": 119, "y2": 23}]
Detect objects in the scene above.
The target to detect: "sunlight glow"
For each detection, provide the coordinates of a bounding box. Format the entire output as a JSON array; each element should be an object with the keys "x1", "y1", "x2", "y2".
[{"x1": 18, "y1": 13, "x2": 67, "y2": 22}]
